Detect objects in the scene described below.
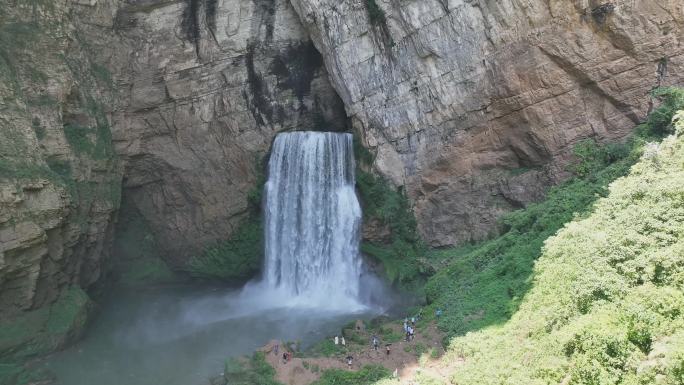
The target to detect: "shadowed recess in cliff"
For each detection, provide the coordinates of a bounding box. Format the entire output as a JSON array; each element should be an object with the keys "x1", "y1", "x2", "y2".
[
  {"x1": 181, "y1": 0, "x2": 218, "y2": 56},
  {"x1": 244, "y1": 43, "x2": 284, "y2": 126},
  {"x1": 270, "y1": 41, "x2": 324, "y2": 103}
]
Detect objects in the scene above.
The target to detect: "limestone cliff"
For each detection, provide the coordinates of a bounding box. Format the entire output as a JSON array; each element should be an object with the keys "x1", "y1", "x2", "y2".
[
  {"x1": 0, "y1": 0, "x2": 121, "y2": 321},
  {"x1": 100, "y1": 0, "x2": 347, "y2": 266},
  {"x1": 2, "y1": 0, "x2": 684, "y2": 361},
  {"x1": 288, "y1": 0, "x2": 684, "y2": 246}
]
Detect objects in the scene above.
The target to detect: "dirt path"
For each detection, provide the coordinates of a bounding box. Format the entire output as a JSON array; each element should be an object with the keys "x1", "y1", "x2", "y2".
[{"x1": 260, "y1": 320, "x2": 445, "y2": 385}]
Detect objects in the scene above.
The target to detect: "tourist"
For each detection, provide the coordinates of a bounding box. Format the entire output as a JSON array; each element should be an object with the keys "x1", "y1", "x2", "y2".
[
  {"x1": 393, "y1": 368, "x2": 398, "y2": 378},
  {"x1": 346, "y1": 355, "x2": 353, "y2": 368},
  {"x1": 409, "y1": 326, "x2": 415, "y2": 340},
  {"x1": 403, "y1": 321, "x2": 408, "y2": 332},
  {"x1": 334, "y1": 335, "x2": 339, "y2": 345},
  {"x1": 405, "y1": 329, "x2": 410, "y2": 342},
  {"x1": 386, "y1": 344, "x2": 391, "y2": 355},
  {"x1": 411, "y1": 316, "x2": 416, "y2": 326},
  {"x1": 282, "y1": 351, "x2": 288, "y2": 364},
  {"x1": 274, "y1": 343, "x2": 279, "y2": 355},
  {"x1": 372, "y1": 335, "x2": 379, "y2": 351},
  {"x1": 341, "y1": 337, "x2": 346, "y2": 346},
  {"x1": 436, "y1": 308, "x2": 443, "y2": 318}
]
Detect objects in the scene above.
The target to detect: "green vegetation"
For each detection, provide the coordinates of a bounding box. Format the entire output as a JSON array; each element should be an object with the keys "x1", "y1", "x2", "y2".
[
  {"x1": 646, "y1": 87, "x2": 684, "y2": 136},
  {"x1": 186, "y1": 217, "x2": 262, "y2": 282},
  {"x1": 224, "y1": 352, "x2": 280, "y2": 385},
  {"x1": 432, "y1": 111, "x2": 684, "y2": 384},
  {"x1": 354, "y1": 136, "x2": 430, "y2": 288},
  {"x1": 186, "y1": 163, "x2": 265, "y2": 282},
  {"x1": 423, "y1": 88, "x2": 684, "y2": 341},
  {"x1": 91, "y1": 62, "x2": 113, "y2": 87},
  {"x1": 308, "y1": 338, "x2": 344, "y2": 357},
  {"x1": 0, "y1": 287, "x2": 91, "y2": 360},
  {"x1": 312, "y1": 365, "x2": 390, "y2": 385},
  {"x1": 0, "y1": 364, "x2": 53, "y2": 385}
]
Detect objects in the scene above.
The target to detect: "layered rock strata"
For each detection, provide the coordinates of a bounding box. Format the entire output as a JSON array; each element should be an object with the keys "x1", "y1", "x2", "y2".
[{"x1": 289, "y1": 0, "x2": 684, "y2": 245}]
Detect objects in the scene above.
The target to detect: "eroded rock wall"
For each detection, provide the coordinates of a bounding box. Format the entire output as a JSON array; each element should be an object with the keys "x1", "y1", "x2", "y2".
[
  {"x1": 288, "y1": 0, "x2": 684, "y2": 246},
  {"x1": 0, "y1": 0, "x2": 122, "y2": 320},
  {"x1": 100, "y1": 0, "x2": 347, "y2": 265}
]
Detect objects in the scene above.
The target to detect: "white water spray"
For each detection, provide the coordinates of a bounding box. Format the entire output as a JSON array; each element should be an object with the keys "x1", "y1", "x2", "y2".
[{"x1": 259, "y1": 132, "x2": 363, "y2": 308}]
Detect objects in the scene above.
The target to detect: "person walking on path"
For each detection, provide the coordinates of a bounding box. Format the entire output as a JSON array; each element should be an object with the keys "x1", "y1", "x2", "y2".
[
  {"x1": 386, "y1": 344, "x2": 391, "y2": 355},
  {"x1": 372, "y1": 335, "x2": 379, "y2": 351},
  {"x1": 346, "y1": 355, "x2": 353, "y2": 368}
]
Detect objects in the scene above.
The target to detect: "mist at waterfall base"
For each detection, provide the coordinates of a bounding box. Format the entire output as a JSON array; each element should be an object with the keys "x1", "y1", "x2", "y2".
[
  {"x1": 242, "y1": 131, "x2": 391, "y2": 310},
  {"x1": 43, "y1": 132, "x2": 402, "y2": 385}
]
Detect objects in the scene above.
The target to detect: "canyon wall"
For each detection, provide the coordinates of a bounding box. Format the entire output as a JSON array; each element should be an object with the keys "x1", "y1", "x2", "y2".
[
  {"x1": 2, "y1": 0, "x2": 684, "y2": 355},
  {"x1": 288, "y1": 0, "x2": 684, "y2": 246},
  {"x1": 0, "y1": 0, "x2": 121, "y2": 321}
]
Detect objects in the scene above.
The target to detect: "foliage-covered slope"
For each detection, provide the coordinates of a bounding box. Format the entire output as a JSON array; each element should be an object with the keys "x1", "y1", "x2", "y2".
[{"x1": 422, "y1": 112, "x2": 684, "y2": 384}]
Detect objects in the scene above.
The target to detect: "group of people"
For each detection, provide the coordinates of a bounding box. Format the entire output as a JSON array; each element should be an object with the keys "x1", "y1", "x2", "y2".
[
  {"x1": 333, "y1": 335, "x2": 346, "y2": 346},
  {"x1": 403, "y1": 316, "x2": 417, "y2": 342}
]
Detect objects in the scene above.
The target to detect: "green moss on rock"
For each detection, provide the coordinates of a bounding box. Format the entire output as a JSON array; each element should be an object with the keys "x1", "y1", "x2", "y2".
[
  {"x1": 0, "y1": 287, "x2": 91, "y2": 361},
  {"x1": 186, "y1": 218, "x2": 263, "y2": 283}
]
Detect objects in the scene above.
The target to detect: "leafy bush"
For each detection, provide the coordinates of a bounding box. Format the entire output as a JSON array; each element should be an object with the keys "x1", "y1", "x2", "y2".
[{"x1": 646, "y1": 87, "x2": 684, "y2": 136}]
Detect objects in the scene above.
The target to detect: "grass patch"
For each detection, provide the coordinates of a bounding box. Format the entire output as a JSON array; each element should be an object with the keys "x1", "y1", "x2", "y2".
[
  {"x1": 224, "y1": 352, "x2": 281, "y2": 385},
  {"x1": 311, "y1": 365, "x2": 390, "y2": 385}
]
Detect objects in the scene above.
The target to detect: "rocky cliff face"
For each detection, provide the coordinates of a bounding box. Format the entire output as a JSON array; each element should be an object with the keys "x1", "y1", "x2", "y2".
[
  {"x1": 1, "y1": 0, "x2": 345, "y2": 359},
  {"x1": 288, "y1": 0, "x2": 684, "y2": 246},
  {"x1": 0, "y1": 0, "x2": 121, "y2": 320},
  {"x1": 2, "y1": 0, "x2": 683, "y2": 355},
  {"x1": 100, "y1": 0, "x2": 347, "y2": 265}
]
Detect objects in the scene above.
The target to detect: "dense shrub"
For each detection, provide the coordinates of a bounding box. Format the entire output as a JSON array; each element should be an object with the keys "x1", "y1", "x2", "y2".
[
  {"x1": 428, "y1": 109, "x2": 684, "y2": 385},
  {"x1": 354, "y1": 136, "x2": 428, "y2": 287}
]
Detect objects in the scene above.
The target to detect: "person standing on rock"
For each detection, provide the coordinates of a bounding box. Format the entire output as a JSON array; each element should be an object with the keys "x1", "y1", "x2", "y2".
[{"x1": 334, "y1": 335, "x2": 339, "y2": 345}]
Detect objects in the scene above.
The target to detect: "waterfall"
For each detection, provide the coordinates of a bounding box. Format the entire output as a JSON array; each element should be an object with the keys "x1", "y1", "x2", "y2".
[{"x1": 262, "y1": 132, "x2": 363, "y2": 305}]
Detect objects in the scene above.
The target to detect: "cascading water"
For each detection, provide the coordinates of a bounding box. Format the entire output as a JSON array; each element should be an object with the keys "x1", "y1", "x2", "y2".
[{"x1": 261, "y1": 132, "x2": 363, "y2": 307}]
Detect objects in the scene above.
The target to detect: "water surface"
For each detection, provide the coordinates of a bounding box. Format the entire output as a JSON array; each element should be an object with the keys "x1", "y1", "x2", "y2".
[{"x1": 42, "y1": 284, "x2": 384, "y2": 385}]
